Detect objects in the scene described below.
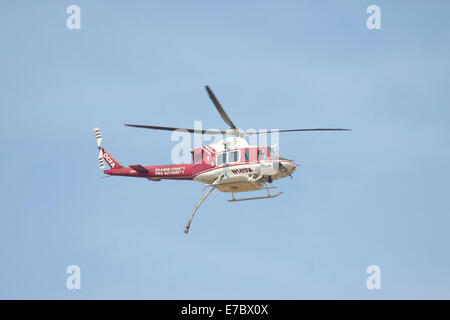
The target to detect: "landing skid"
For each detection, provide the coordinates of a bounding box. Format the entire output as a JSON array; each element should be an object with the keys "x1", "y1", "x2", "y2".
[
  {"x1": 228, "y1": 191, "x2": 283, "y2": 202},
  {"x1": 228, "y1": 184, "x2": 283, "y2": 202}
]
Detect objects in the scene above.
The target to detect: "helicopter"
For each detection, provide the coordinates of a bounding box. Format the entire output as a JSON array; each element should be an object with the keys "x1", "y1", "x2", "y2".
[{"x1": 94, "y1": 85, "x2": 351, "y2": 233}]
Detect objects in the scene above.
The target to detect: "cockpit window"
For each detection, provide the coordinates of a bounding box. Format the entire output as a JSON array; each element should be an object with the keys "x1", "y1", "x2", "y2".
[
  {"x1": 257, "y1": 148, "x2": 269, "y2": 160},
  {"x1": 268, "y1": 147, "x2": 280, "y2": 159}
]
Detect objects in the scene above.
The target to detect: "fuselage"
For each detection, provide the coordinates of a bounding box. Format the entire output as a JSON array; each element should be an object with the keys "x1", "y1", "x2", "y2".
[{"x1": 104, "y1": 137, "x2": 297, "y2": 193}]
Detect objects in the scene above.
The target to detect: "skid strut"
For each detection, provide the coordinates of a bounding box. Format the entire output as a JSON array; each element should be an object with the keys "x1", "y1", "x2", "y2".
[{"x1": 184, "y1": 187, "x2": 215, "y2": 234}]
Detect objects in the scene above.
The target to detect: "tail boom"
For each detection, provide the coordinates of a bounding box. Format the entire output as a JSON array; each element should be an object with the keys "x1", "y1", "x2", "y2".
[
  {"x1": 105, "y1": 164, "x2": 195, "y2": 180},
  {"x1": 94, "y1": 128, "x2": 194, "y2": 180}
]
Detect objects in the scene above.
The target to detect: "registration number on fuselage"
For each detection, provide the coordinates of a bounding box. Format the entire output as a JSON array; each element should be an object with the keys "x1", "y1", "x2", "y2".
[{"x1": 230, "y1": 167, "x2": 253, "y2": 174}]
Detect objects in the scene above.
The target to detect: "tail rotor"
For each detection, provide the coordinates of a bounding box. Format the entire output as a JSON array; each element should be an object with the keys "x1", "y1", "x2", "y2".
[{"x1": 94, "y1": 128, "x2": 105, "y2": 169}]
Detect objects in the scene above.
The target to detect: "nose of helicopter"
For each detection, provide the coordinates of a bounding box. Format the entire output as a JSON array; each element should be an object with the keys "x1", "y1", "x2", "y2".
[{"x1": 282, "y1": 161, "x2": 297, "y2": 175}]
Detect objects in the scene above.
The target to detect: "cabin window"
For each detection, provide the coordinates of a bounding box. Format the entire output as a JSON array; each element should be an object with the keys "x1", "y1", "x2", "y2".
[
  {"x1": 216, "y1": 150, "x2": 240, "y2": 166},
  {"x1": 227, "y1": 151, "x2": 239, "y2": 163},
  {"x1": 216, "y1": 153, "x2": 227, "y2": 166}
]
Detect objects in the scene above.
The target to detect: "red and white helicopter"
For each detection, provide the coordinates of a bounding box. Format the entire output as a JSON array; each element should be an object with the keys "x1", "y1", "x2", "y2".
[{"x1": 94, "y1": 86, "x2": 350, "y2": 233}]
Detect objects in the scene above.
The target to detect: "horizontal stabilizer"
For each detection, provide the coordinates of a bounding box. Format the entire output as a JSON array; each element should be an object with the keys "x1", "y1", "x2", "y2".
[{"x1": 129, "y1": 164, "x2": 149, "y2": 173}]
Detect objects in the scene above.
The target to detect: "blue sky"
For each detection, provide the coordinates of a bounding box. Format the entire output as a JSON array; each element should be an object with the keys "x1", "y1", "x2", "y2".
[{"x1": 0, "y1": 0, "x2": 449, "y2": 299}]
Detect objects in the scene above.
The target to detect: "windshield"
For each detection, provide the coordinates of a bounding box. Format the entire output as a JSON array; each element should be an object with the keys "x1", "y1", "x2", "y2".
[
  {"x1": 268, "y1": 147, "x2": 279, "y2": 158},
  {"x1": 268, "y1": 147, "x2": 288, "y2": 160}
]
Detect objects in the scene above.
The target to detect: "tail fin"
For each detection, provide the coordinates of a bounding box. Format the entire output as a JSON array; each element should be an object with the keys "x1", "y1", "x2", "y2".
[{"x1": 93, "y1": 128, "x2": 123, "y2": 169}]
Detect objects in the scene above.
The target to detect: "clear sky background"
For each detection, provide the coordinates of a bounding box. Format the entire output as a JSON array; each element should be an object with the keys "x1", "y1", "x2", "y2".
[{"x1": 0, "y1": 0, "x2": 449, "y2": 299}]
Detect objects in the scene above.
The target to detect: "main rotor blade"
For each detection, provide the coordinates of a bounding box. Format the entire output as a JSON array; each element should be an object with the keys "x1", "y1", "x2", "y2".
[
  {"x1": 205, "y1": 85, "x2": 237, "y2": 129},
  {"x1": 124, "y1": 124, "x2": 226, "y2": 135},
  {"x1": 246, "y1": 128, "x2": 352, "y2": 134}
]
